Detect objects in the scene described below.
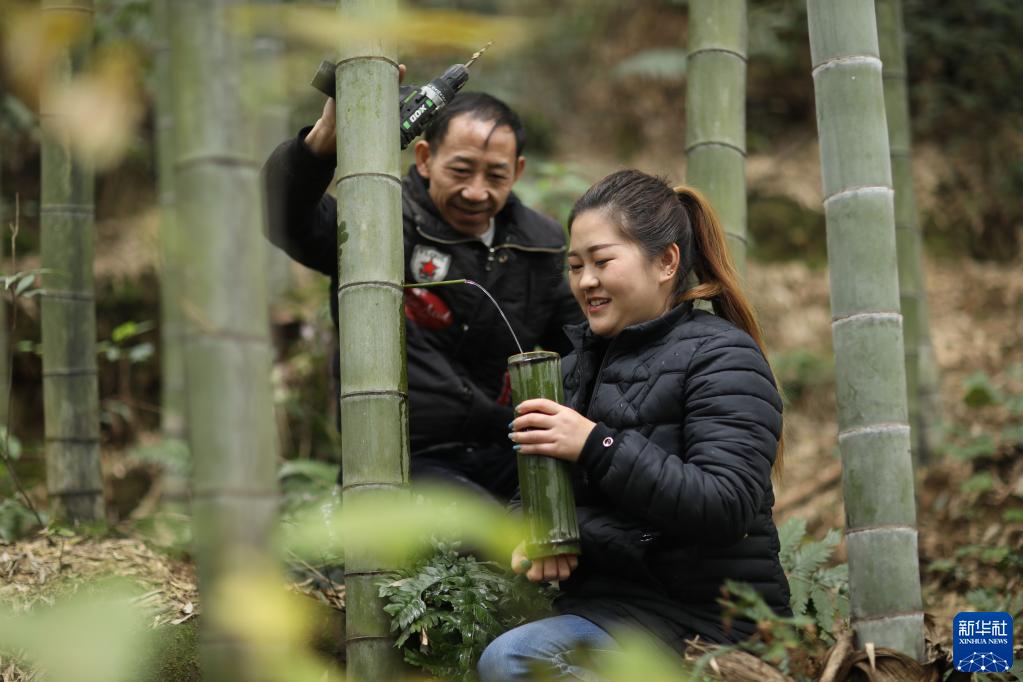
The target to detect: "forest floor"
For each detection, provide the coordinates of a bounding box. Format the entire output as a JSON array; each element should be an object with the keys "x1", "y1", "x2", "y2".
[{"x1": 1, "y1": 252, "x2": 1021, "y2": 680}]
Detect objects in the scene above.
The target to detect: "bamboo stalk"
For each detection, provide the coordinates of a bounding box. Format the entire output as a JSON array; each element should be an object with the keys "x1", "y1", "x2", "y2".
[
  {"x1": 806, "y1": 0, "x2": 924, "y2": 660},
  {"x1": 509, "y1": 351, "x2": 580, "y2": 558},
  {"x1": 334, "y1": 1, "x2": 409, "y2": 679},
  {"x1": 251, "y1": 0, "x2": 293, "y2": 302},
  {"x1": 685, "y1": 0, "x2": 748, "y2": 273},
  {"x1": 169, "y1": 1, "x2": 279, "y2": 679},
  {"x1": 152, "y1": 0, "x2": 190, "y2": 509},
  {"x1": 876, "y1": 0, "x2": 940, "y2": 464},
  {"x1": 39, "y1": 0, "x2": 104, "y2": 522}
]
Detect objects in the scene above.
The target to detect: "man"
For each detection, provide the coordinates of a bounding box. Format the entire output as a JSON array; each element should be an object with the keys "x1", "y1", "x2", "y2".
[{"x1": 262, "y1": 86, "x2": 582, "y2": 501}]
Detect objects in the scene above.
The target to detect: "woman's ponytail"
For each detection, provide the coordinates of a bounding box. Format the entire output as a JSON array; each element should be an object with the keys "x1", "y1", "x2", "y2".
[
  {"x1": 674, "y1": 185, "x2": 785, "y2": 473},
  {"x1": 673, "y1": 186, "x2": 765, "y2": 353}
]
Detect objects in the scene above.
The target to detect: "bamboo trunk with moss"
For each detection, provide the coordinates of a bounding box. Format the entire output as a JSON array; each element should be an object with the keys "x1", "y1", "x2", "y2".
[
  {"x1": 685, "y1": 0, "x2": 748, "y2": 272},
  {"x1": 807, "y1": 0, "x2": 924, "y2": 660},
  {"x1": 876, "y1": 0, "x2": 940, "y2": 464},
  {"x1": 335, "y1": 1, "x2": 409, "y2": 678},
  {"x1": 39, "y1": 0, "x2": 104, "y2": 522},
  {"x1": 169, "y1": 1, "x2": 279, "y2": 679},
  {"x1": 152, "y1": 0, "x2": 189, "y2": 507}
]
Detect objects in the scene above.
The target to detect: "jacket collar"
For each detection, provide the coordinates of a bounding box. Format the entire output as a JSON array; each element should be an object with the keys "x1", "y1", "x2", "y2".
[
  {"x1": 403, "y1": 165, "x2": 565, "y2": 251},
  {"x1": 564, "y1": 300, "x2": 697, "y2": 354}
]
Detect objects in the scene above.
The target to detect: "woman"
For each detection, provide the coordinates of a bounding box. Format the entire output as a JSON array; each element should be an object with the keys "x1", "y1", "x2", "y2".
[{"x1": 478, "y1": 170, "x2": 791, "y2": 680}]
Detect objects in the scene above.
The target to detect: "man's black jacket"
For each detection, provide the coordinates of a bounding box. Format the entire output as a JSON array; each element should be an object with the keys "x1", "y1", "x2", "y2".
[
  {"x1": 262, "y1": 128, "x2": 582, "y2": 453},
  {"x1": 554, "y1": 301, "x2": 792, "y2": 651}
]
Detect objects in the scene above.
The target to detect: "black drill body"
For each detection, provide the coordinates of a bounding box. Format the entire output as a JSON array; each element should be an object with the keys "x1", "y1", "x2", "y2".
[{"x1": 311, "y1": 61, "x2": 472, "y2": 150}]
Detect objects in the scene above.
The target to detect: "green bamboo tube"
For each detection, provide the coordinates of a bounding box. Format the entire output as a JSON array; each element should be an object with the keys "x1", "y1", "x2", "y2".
[
  {"x1": 807, "y1": 0, "x2": 924, "y2": 660},
  {"x1": 152, "y1": 0, "x2": 190, "y2": 510},
  {"x1": 876, "y1": 0, "x2": 940, "y2": 464},
  {"x1": 685, "y1": 0, "x2": 748, "y2": 273},
  {"x1": 508, "y1": 351, "x2": 580, "y2": 559},
  {"x1": 40, "y1": 0, "x2": 104, "y2": 522}
]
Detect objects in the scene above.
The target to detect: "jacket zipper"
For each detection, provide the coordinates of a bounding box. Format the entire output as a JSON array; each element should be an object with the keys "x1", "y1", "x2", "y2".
[{"x1": 585, "y1": 338, "x2": 618, "y2": 420}]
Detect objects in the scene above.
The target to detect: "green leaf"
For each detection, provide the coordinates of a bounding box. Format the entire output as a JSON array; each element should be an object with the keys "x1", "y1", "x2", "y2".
[
  {"x1": 789, "y1": 575, "x2": 811, "y2": 617},
  {"x1": 949, "y1": 434, "x2": 997, "y2": 460},
  {"x1": 278, "y1": 459, "x2": 339, "y2": 485},
  {"x1": 962, "y1": 371, "x2": 1000, "y2": 408},
  {"x1": 613, "y1": 48, "x2": 688, "y2": 80},
  {"x1": 111, "y1": 320, "x2": 154, "y2": 344},
  {"x1": 127, "y1": 342, "x2": 154, "y2": 363},
  {"x1": 15, "y1": 340, "x2": 38, "y2": 354},
  {"x1": 1002, "y1": 509, "x2": 1023, "y2": 524},
  {"x1": 777, "y1": 517, "x2": 807, "y2": 571},
  {"x1": 960, "y1": 471, "x2": 994, "y2": 494},
  {"x1": 14, "y1": 273, "x2": 37, "y2": 296},
  {"x1": 0, "y1": 427, "x2": 22, "y2": 460}
]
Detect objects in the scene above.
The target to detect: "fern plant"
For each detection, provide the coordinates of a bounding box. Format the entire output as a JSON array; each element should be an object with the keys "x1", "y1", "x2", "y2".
[
  {"x1": 778, "y1": 518, "x2": 849, "y2": 640},
  {"x1": 378, "y1": 542, "x2": 554, "y2": 681},
  {"x1": 694, "y1": 521, "x2": 850, "y2": 681}
]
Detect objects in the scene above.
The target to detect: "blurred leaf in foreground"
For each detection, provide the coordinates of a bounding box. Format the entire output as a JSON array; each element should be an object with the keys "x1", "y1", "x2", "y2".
[
  {"x1": 207, "y1": 558, "x2": 343, "y2": 682},
  {"x1": 0, "y1": 581, "x2": 150, "y2": 682},
  {"x1": 279, "y1": 482, "x2": 525, "y2": 566},
  {"x1": 234, "y1": 4, "x2": 530, "y2": 55}
]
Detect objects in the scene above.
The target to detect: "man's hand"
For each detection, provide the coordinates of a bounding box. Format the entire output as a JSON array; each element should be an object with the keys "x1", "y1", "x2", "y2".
[
  {"x1": 509, "y1": 399, "x2": 596, "y2": 463},
  {"x1": 511, "y1": 542, "x2": 578, "y2": 583},
  {"x1": 303, "y1": 64, "x2": 407, "y2": 158}
]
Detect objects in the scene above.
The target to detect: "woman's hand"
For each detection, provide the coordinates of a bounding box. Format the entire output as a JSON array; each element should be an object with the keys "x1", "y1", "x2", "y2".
[
  {"x1": 509, "y1": 399, "x2": 596, "y2": 463},
  {"x1": 511, "y1": 542, "x2": 578, "y2": 583}
]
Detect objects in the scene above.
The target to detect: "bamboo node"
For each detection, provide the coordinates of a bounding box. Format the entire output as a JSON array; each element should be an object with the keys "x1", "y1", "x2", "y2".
[{"x1": 811, "y1": 54, "x2": 882, "y2": 77}]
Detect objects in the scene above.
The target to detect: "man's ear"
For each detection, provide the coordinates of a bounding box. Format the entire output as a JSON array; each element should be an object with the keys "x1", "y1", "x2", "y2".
[
  {"x1": 513, "y1": 156, "x2": 526, "y2": 183},
  {"x1": 414, "y1": 140, "x2": 432, "y2": 178}
]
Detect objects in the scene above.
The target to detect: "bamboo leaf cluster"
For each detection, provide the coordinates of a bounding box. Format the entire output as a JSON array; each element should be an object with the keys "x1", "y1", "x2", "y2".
[{"x1": 378, "y1": 542, "x2": 553, "y2": 681}]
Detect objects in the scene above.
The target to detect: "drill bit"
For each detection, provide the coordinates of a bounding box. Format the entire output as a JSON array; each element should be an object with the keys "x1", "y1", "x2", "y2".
[{"x1": 464, "y1": 42, "x2": 493, "y2": 69}]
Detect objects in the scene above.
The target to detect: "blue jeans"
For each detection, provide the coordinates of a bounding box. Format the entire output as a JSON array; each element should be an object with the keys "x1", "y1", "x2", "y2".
[{"x1": 477, "y1": 615, "x2": 619, "y2": 681}]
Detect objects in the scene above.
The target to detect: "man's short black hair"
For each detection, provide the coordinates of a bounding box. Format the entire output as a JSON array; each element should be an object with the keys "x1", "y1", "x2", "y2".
[{"x1": 423, "y1": 91, "x2": 527, "y2": 158}]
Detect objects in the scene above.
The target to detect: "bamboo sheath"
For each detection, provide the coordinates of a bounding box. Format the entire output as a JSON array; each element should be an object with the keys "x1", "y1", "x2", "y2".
[
  {"x1": 39, "y1": 0, "x2": 104, "y2": 522},
  {"x1": 153, "y1": 0, "x2": 190, "y2": 508},
  {"x1": 169, "y1": 1, "x2": 279, "y2": 679},
  {"x1": 807, "y1": 0, "x2": 924, "y2": 660},
  {"x1": 876, "y1": 0, "x2": 940, "y2": 464},
  {"x1": 508, "y1": 352, "x2": 581, "y2": 559},
  {"x1": 334, "y1": 1, "x2": 409, "y2": 679},
  {"x1": 685, "y1": 0, "x2": 748, "y2": 273}
]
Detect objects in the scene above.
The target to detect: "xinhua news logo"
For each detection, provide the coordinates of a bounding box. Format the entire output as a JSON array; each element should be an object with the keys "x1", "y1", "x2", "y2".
[{"x1": 953, "y1": 612, "x2": 1014, "y2": 673}]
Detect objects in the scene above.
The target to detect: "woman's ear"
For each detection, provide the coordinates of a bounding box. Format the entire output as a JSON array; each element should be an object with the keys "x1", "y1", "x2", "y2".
[{"x1": 659, "y1": 243, "x2": 681, "y2": 283}]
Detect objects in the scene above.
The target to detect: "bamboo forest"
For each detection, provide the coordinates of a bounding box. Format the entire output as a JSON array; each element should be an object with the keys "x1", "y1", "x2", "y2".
[{"x1": 1, "y1": 1, "x2": 1021, "y2": 680}]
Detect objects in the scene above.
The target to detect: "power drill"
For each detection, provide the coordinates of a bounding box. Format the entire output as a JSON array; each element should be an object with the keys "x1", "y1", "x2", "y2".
[{"x1": 310, "y1": 43, "x2": 492, "y2": 150}]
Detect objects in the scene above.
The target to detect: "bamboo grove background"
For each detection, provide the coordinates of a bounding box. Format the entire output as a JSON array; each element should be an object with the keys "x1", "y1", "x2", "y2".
[{"x1": 0, "y1": 0, "x2": 1021, "y2": 680}]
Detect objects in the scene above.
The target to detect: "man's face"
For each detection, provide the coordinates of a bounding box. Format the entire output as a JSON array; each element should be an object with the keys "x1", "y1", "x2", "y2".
[{"x1": 414, "y1": 114, "x2": 525, "y2": 237}]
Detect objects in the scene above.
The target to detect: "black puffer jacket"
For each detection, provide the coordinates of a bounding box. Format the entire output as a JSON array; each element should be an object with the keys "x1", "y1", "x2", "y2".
[
  {"x1": 262, "y1": 128, "x2": 583, "y2": 452},
  {"x1": 554, "y1": 301, "x2": 791, "y2": 651}
]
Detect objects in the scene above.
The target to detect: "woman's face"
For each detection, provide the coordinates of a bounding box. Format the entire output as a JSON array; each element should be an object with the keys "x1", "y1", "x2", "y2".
[{"x1": 567, "y1": 210, "x2": 678, "y2": 337}]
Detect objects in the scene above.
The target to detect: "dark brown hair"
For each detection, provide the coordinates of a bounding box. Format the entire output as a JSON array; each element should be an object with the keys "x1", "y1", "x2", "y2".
[{"x1": 568, "y1": 169, "x2": 784, "y2": 471}]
